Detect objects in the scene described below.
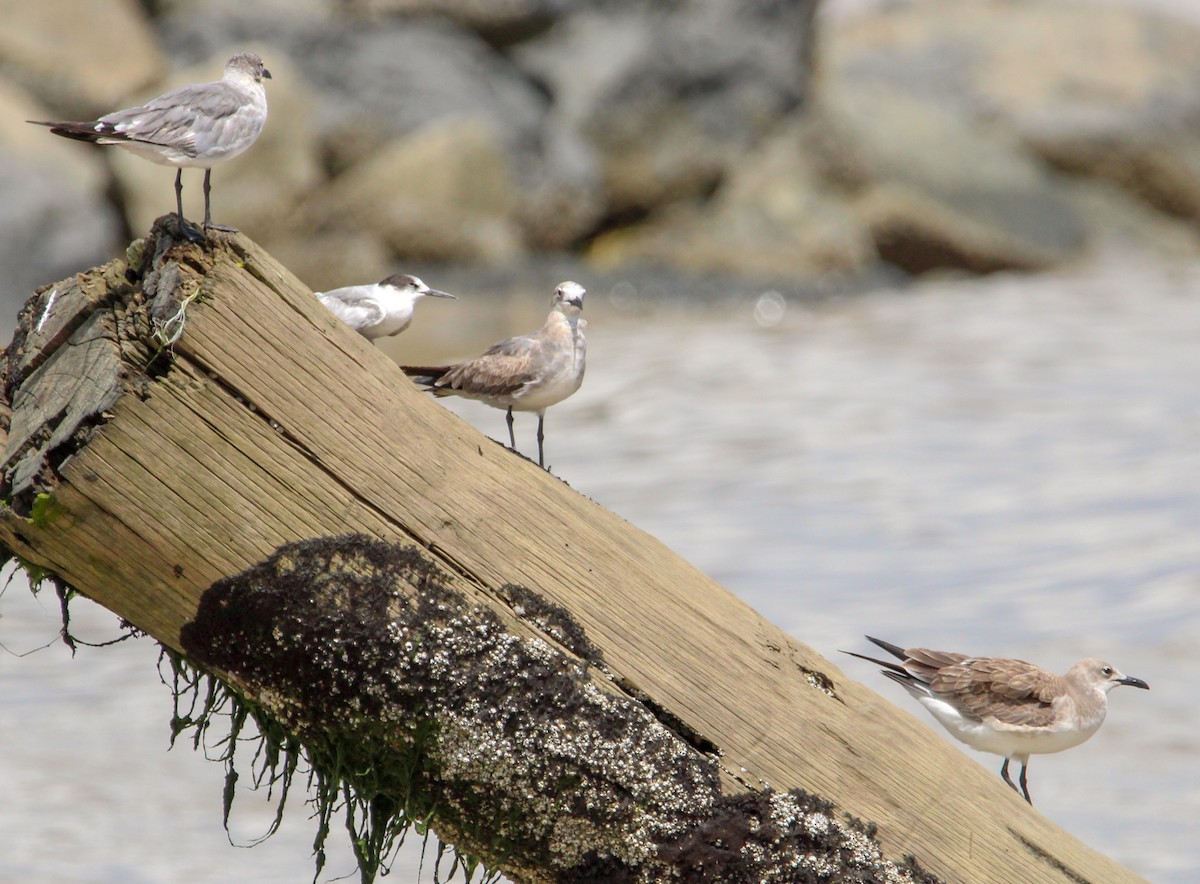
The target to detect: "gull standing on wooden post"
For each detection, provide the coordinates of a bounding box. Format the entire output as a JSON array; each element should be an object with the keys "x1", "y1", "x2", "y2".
[
  {"x1": 842, "y1": 636, "x2": 1149, "y2": 804},
  {"x1": 316, "y1": 274, "x2": 456, "y2": 340},
  {"x1": 29, "y1": 52, "x2": 271, "y2": 241},
  {"x1": 401, "y1": 281, "x2": 587, "y2": 469}
]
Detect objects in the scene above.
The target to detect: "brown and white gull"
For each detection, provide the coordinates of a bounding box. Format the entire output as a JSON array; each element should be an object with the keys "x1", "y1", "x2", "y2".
[
  {"x1": 29, "y1": 52, "x2": 271, "y2": 241},
  {"x1": 843, "y1": 636, "x2": 1149, "y2": 804},
  {"x1": 402, "y1": 281, "x2": 586, "y2": 468},
  {"x1": 317, "y1": 274, "x2": 456, "y2": 340}
]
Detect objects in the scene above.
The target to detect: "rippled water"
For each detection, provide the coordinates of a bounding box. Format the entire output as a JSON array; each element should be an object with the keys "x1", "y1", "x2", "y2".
[{"x1": 2, "y1": 251, "x2": 1197, "y2": 882}]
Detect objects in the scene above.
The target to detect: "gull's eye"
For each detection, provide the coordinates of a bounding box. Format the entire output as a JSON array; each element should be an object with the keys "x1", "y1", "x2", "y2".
[{"x1": 1102, "y1": 666, "x2": 1114, "y2": 677}]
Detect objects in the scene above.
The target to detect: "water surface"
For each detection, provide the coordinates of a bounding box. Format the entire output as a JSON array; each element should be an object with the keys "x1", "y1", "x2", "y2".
[{"x1": 2, "y1": 251, "x2": 1197, "y2": 881}]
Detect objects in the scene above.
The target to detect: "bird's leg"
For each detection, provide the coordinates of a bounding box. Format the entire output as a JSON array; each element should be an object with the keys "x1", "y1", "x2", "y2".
[
  {"x1": 175, "y1": 170, "x2": 204, "y2": 243},
  {"x1": 202, "y1": 168, "x2": 239, "y2": 233},
  {"x1": 1018, "y1": 760, "x2": 1032, "y2": 805},
  {"x1": 1000, "y1": 758, "x2": 1020, "y2": 795},
  {"x1": 536, "y1": 413, "x2": 546, "y2": 469},
  {"x1": 505, "y1": 407, "x2": 516, "y2": 450}
]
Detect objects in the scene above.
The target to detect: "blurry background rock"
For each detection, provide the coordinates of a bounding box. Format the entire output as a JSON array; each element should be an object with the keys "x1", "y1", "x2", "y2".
[{"x1": 3, "y1": 0, "x2": 1200, "y2": 328}]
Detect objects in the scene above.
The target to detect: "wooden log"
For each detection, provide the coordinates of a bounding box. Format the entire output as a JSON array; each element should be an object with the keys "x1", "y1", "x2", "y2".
[{"x1": 0, "y1": 219, "x2": 1142, "y2": 883}]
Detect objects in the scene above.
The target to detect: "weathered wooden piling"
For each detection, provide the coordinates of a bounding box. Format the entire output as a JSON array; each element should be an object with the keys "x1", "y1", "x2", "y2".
[{"x1": 0, "y1": 219, "x2": 1143, "y2": 883}]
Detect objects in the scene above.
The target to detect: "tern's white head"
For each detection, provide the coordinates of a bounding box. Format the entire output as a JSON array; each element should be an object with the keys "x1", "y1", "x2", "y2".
[{"x1": 379, "y1": 274, "x2": 456, "y2": 303}]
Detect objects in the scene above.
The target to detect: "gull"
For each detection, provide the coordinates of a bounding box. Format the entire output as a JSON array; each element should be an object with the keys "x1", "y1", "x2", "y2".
[
  {"x1": 316, "y1": 274, "x2": 456, "y2": 340},
  {"x1": 402, "y1": 281, "x2": 586, "y2": 468},
  {"x1": 29, "y1": 51, "x2": 271, "y2": 241},
  {"x1": 843, "y1": 635, "x2": 1149, "y2": 804}
]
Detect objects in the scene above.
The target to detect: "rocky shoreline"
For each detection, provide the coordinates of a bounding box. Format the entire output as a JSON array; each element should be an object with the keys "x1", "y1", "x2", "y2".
[{"x1": 3, "y1": 0, "x2": 1199, "y2": 321}]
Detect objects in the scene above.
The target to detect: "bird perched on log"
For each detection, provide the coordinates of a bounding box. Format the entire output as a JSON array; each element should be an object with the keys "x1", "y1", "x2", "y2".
[
  {"x1": 29, "y1": 51, "x2": 271, "y2": 241},
  {"x1": 316, "y1": 274, "x2": 456, "y2": 340},
  {"x1": 843, "y1": 636, "x2": 1149, "y2": 804},
  {"x1": 402, "y1": 281, "x2": 587, "y2": 469}
]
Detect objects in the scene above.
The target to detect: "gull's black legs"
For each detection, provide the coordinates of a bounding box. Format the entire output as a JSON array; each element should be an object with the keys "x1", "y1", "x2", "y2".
[
  {"x1": 202, "y1": 168, "x2": 239, "y2": 233},
  {"x1": 175, "y1": 170, "x2": 204, "y2": 242},
  {"x1": 1000, "y1": 757, "x2": 1033, "y2": 804},
  {"x1": 175, "y1": 169, "x2": 185, "y2": 223},
  {"x1": 536, "y1": 414, "x2": 546, "y2": 468}
]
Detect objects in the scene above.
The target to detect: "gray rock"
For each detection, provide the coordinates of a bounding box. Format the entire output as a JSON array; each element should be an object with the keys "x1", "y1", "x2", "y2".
[
  {"x1": 338, "y1": 0, "x2": 579, "y2": 45},
  {"x1": 589, "y1": 75, "x2": 1095, "y2": 280},
  {"x1": 298, "y1": 20, "x2": 548, "y2": 168},
  {"x1": 828, "y1": 0, "x2": 1200, "y2": 223},
  {"x1": 269, "y1": 231, "x2": 395, "y2": 296},
  {"x1": 297, "y1": 117, "x2": 525, "y2": 265},
  {"x1": 516, "y1": 0, "x2": 818, "y2": 215},
  {"x1": 0, "y1": 148, "x2": 122, "y2": 334},
  {"x1": 588, "y1": 114, "x2": 876, "y2": 280},
  {"x1": 0, "y1": 81, "x2": 121, "y2": 332},
  {"x1": 0, "y1": 0, "x2": 165, "y2": 117},
  {"x1": 819, "y1": 82, "x2": 1088, "y2": 274},
  {"x1": 153, "y1": 0, "x2": 333, "y2": 68}
]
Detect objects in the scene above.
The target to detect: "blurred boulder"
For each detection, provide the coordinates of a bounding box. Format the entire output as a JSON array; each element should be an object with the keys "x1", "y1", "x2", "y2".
[
  {"x1": 588, "y1": 73, "x2": 1094, "y2": 280},
  {"x1": 0, "y1": 82, "x2": 121, "y2": 331},
  {"x1": 296, "y1": 19, "x2": 605, "y2": 246},
  {"x1": 298, "y1": 117, "x2": 525, "y2": 264},
  {"x1": 268, "y1": 231, "x2": 395, "y2": 296},
  {"x1": 0, "y1": 0, "x2": 165, "y2": 117},
  {"x1": 339, "y1": 0, "x2": 578, "y2": 45},
  {"x1": 815, "y1": 82, "x2": 1088, "y2": 274},
  {"x1": 300, "y1": 20, "x2": 548, "y2": 171},
  {"x1": 589, "y1": 115, "x2": 875, "y2": 280},
  {"x1": 516, "y1": 0, "x2": 817, "y2": 216},
  {"x1": 828, "y1": 0, "x2": 1200, "y2": 223}
]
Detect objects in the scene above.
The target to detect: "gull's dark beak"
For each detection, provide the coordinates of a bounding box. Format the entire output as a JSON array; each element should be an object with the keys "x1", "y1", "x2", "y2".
[
  {"x1": 262, "y1": 68, "x2": 273, "y2": 80},
  {"x1": 426, "y1": 290, "x2": 456, "y2": 300},
  {"x1": 1117, "y1": 675, "x2": 1150, "y2": 690}
]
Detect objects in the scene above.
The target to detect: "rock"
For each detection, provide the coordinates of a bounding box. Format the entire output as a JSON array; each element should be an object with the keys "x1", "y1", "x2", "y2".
[
  {"x1": 827, "y1": 0, "x2": 1200, "y2": 222},
  {"x1": 339, "y1": 0, "x2": 577, "y2": 45},
  {"x1": 1055, "y1": 177, "x2": 1200, "y2": 259},
  {"x1": 0, "y1": 83, "x2": 122, "y2": 330},
  {"x1": 298, "y1": 117, "x2": 526, "y2": 264},
  {"x1": 107, "y1": 49, "x2": 323, "y2": 245},
  {"x1": 816, "y1": 82, "x2": 1088, "y2": 274},
  {"x1": 300, "y1": 19, "x2": 549, "y2": 172},
  {"x1": 269, "y1": 232, "x2": 395, "y2": 296},
  {"x1": 515, "y1": 0, "x2": 818, "y2": 215},
  {"x1": 589, "y1": 74, "x2": 1093, "y2": 280},
  {"x1": 588, "y1": 115, "x2": 875, "y2": 280},
  {"x1": 0, "y1": 0, "x2": 165, "y2": 117},
  {"x1": 154, "y1": 0, "x2": 333, "y2": 68},
  {"x1": 510, "y1": 122, "x2": 605, "y2": 251}
]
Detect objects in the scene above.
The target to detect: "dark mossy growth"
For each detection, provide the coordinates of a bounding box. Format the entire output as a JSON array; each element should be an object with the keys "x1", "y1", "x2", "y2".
[
  {"x1": 496, "y1": 581, "x2": 606, "y2": 667},
  {"x1": 163, "y1": 648, "x2": 477, "y2": 883},
  {"x1": 178, "y1": 534, "x2": 725, "y2": 882},
  {"x1": 0, "y1": 558, "x2": 139, "y2": 655},
  {"x1": 650, "y1": 789, "x2": 943, "y2": 884}
]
